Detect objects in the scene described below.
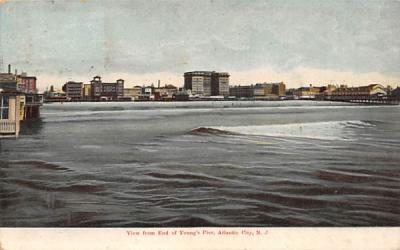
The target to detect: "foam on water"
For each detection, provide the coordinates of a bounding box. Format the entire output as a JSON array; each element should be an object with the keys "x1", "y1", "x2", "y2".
[{"x1": 205, "y1": 120, "x2": 375, "y2": 141}]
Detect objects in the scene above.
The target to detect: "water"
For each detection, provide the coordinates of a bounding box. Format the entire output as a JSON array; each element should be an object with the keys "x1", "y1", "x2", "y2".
[{"x1": 0, "y1": 101, "x2": 399, "y2": 227}]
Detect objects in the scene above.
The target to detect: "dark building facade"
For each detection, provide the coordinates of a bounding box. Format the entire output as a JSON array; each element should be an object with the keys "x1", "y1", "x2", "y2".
[
  {"x1": 0, "y1": 74, "x2": 17, "y2": 90},
  {"x1": 173, "y1": 91, "x2": 189, "y2": 101},
  {"x1": 391, "y1": 87, "x2": 400, "y2": 97},
  {"x1": 0, "y1": 65, "x2": 17, "y2": 91},
  {"x1": 183, "y1": 71, "x2": 230, "y2": 96},
  {"x1": 229, "y1": 85, "x2": 254, "y2": 98},
  {"x1": 90, "y1": 76, "x2": 124, "y2": 101}
]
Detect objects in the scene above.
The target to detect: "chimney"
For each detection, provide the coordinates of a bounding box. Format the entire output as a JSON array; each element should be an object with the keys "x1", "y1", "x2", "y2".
[
  {"x1": 15, "y1": 69, "x2": 17, "y2": 76},
  {"x1": 8, "y1": 64, "x2": 11, "y2": 74},
  {"x1": 158, "y1": 80, "x2": 160, "y2": 88}
]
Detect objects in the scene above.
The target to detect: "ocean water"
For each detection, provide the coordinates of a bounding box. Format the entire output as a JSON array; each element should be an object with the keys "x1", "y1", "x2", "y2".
[{"x1": 0, "y1": 101, "x2": 399, "y2": 227}]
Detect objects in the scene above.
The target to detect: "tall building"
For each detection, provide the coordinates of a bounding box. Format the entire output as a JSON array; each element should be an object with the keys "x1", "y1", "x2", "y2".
[
  {"x1": 272, "y1": 82, "x2": 286, "y2": 97},
  {"x1": 62, "y1": 81, "x2": 83, "y2": 101},
  {"x1": 90, "y1": 76, "x2": 124, "y2": 101},
  {"x1": 184, "y1": 71, "x2": 230, "y2": 96},
  {"x1": 215, "y1": 72, "x2": 230, "y2": 96}
]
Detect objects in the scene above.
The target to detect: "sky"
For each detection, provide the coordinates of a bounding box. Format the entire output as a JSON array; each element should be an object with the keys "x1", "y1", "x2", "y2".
[{"x1": 0, "y1": 0, "x2": 399, "y2": 91}]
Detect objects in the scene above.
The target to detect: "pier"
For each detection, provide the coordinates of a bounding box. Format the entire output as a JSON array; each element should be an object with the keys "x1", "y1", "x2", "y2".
[
  {"x1": 318, "y1": 95, "x2": 400, "y2": 105},
  {"x1": 24, "y1": 93, "x2": 43, "y2": 120}
]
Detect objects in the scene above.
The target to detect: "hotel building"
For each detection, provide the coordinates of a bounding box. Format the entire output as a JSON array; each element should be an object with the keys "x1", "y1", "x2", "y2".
[
  {"x1": 63, "y1": 81, "x2": 83, "y2": 101},
  {"x1": 90, "y1": 76, "x2": 124, "y2": 101},
  {"x1": 184, "y1": 71, "x2": 230, "y2": 96}
]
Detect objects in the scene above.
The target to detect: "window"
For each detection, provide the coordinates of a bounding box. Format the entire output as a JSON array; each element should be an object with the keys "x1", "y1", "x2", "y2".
[{"x1": 0, "y1": 96, "x2": 9, "y2": 119}]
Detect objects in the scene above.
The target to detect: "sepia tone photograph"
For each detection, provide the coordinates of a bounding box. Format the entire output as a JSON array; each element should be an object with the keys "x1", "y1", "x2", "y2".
[{"x1": 0, "y1": 0, "x2": 399, "y2": 249}]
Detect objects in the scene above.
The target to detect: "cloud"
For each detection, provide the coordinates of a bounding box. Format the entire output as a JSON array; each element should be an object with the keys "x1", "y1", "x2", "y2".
[
  {"x1": 232, "y1": 66, "x2": 400, "y2": 88},
  {"x1": 1, "y1": 0, "x2": 399, "y2": 89}
]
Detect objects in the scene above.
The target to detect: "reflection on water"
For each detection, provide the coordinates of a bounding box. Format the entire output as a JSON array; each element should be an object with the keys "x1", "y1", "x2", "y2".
[
  {"x1": 0, "y1": 101, "x2": 399, "y2": 227},
  {"x1": 20, "y1": 118, "x2": 44, "y2": 136}
]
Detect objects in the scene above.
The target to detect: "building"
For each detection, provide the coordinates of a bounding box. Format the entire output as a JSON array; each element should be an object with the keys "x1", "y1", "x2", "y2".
[
  {"x1": 45, "y1": 85, "x2": 68, "y2": 102},
  {"x1": 138, "y1": 86, "x2": 154, "y2": 101},
  {"x1": 294, "y1": 86, "x2": 322, "y2": 99},
  {"x1": 319, "y1": 84, "x2": 337, "y2": 96},
  {"x1": 83, "y1": 84, "x2": 92, "y2": 101},
  {"x1": 229, "y1": 85, "x2": 255, "y2": 98},
  {"x1": 123, "y1": 86, "x2": 142, "y2": 101},
  {"x1": 0, "y1": 90, "x2": 24, "y2": 137},
  {"x1": 391, "y1": 87, "x2": 400, "y2": 98},
  {"x1": 17, "y1": 73, "x2": 37, "y2": 94},
  {"x1": 0, "y1": 65, "x2": 37, "y2": 94},
  {"x1": 90, "y1": 76, "x2": 124, "y2": 101},
  {"x1": 252, "y1": 82, "x2": 286, "y2": 99},
  {"x1": 184, "y1": 71, "x2": 230, "y2": 96},
  {"x1": 153, "y1": 84, "x2": 178, "y2": 101},
  {"x1": 253, "y1": 82, "x2": 286, "y2": 96},
  {"x1": 253, "y1": 83, "x2": 270, "y2": 96},
  {"x1": 173, "y1": 90, "x2": 189, "y2": 101},
  {"x1": 62, "y1": 81, "x2": 83, "y2": 101},
  {"x1": 331, "y1": 84, "x2": 387, "y2": 96},
  {"x1": 385, "y1": 85, "x2": 393, "y2": 96},
  {"x1": 213, "y1": 72, "x2": 230, "y2": 96},
  {"x1": 0, "y1": 65, "x2": 42, "y2": 120},
  {"x1": 272, "y1": 82, "x2": 286, "y2": 97},
  {"x1": 0, "y1": 64, "x2": 17, "y2": 91}
]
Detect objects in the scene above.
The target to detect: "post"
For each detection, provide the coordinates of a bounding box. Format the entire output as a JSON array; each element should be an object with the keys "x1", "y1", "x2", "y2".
[
  {"x1": 15, "y1": 103, "x2": 17, "y2": 138},
  {"x1": 15, "y1": 96, "x2": 19, "y2": 138}
]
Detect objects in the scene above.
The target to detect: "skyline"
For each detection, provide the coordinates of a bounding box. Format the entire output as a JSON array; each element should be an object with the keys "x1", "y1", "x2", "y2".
[{"x1": 1, "y1": 0, "x2": 400, "y2": 90}]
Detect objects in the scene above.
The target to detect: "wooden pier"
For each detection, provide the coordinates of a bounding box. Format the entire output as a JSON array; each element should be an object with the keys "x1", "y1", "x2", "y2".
[{"x1": 318, "y1": 95, "x2": 400, "y2": 105}]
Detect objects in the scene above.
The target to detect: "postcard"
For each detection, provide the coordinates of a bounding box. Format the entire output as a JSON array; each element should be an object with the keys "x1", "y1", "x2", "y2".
[{"x1": 0, "y1": 0, "x2": 399, "y2": 249}]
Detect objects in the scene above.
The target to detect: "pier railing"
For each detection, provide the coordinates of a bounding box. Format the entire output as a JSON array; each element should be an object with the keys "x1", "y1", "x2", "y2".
[{"x1": 0, "y1": 120, "x2": 16, "y2": 134}]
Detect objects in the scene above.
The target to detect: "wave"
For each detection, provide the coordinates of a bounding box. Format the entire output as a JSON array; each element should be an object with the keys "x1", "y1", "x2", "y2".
[
  {"x1": 192, "y1": 120, "x2": 375, "y2": 140},
  {"x1": 7, "y1": 160, "x2": 69, "y2": 171},
  {"x1": 7, "y1": 179, "x2": 104, "y2": 193},
  {"x1": 191, "y1": 127, "x2": 239, "y2": 135}
]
